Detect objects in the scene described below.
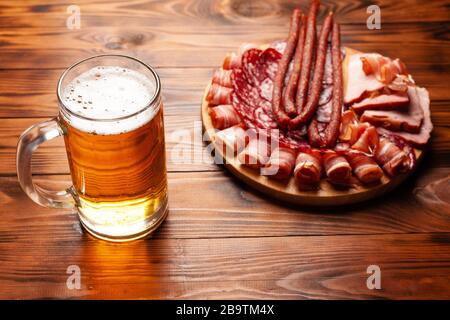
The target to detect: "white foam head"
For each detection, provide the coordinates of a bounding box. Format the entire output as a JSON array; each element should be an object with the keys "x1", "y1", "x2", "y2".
[{"x1": 61, "y1": 66, "x2": 158, "y2": 135}]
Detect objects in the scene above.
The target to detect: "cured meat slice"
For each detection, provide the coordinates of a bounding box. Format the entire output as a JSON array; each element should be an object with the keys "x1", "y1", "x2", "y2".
[
  {"x1": 212, "y1": 68, "x2": 233, "y2": 88},
  {"x1": 376, "y1": 87, "x2": 432, "y2": 148},
  {"x1": 232, "y1": 48, "x2": 308, "y2": 149},
  {"x1": 351, "y1": 125, "x2": 379, "y2": 153},
  {"x1": 374, "y1": 137, "x2": 409, "y2": 176},
  {"x1": 345, "y1": 151, "x2": 383, "y2": 184},
  {"x1": 207, "y1": 84, "x2": 233, "y2": 105},
  {"x1": 209, "y1": 104, "x2": 242, "y2": 130},
  {"x1": 323, "y1": 150, "x2": 352, "y2": 184},
  {"x1": 293, "y1": 150, "x2": 322, "y2": 184},
  {"x1": 360, "y1": 86, "x2": 424, "y2": 133},
  {"x1": 339, "y1": 109, "x2": 358, "y2": 141},
  {"x1": 344, "y1": 53, "x2": 385, "y2": 105},
  {"x1": 214, "y1": 125, "x2": 248, "y2": 158},
  {"x1": 263, "y1": 147, "x2": 297, "y2": 180},
  {"x1": 237, "y1": 135, "x2": 271, "y2": 168},
  {"x1": 360, "y1": 53, "x2": 408, "y2": 84},
  {"x1": 223, "y1": 52, "x2": 241, "y2": 70},
  {"x1": 351, "y1": 93, "x2": 409, "y2": 112}
]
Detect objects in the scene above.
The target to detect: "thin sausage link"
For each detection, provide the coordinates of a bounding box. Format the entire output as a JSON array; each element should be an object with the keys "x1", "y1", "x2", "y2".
[
  {"x1": 283, "y1": 14, "x2": 306, "y2": 117},
  {"x1": 323, "y1": 22, "x2": 343, "y2": 148},
  {"x1": 290, "y1": 12, "x2": 333, "y2": 129},
  {"x1": 272, "y1": 9, "x2": 302, "y2": 127},
  {"x1": 294, "y1": 0, "x2": 320, "y2": 115}
]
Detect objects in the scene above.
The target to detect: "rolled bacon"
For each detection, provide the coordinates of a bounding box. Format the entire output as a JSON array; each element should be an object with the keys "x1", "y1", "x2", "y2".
[
  {"x1": 323, "y1": 150, "x2": 352, "y2": 184},
  {"x1": 293, "y1": 149, "x2": 322, "y2": 185},
  {"x1": 345, "y1": 151, "x2": 383, "y2": 184},
  {"x1": 223, "y1": 52, "x2": 241, "y2": 70},
  {"x1": 272, "y1": 9, "x2": 302, "y2": 127},
  {"x1": 212, "y1": 68, "x2": 233, "y2": 88},
  {"x1": 237, "y1": 136, "x2": 271, "y2": 169},
  {"x1": 284, "y1": 14, "x2": 306, "y2": 116},
  {"x1": 263, "y1": 147, "x2": 297, "y2": 180},
  {"x1": 207, "y1": 84, "x2": 233, "y2": 105},
  {"x1": 291, "y1": 12, "x2": 333, "y2": 128},
  {"x1": 214, "y1": 125, "x2": 248, "y2": 157},
  {"x1": 209, "y1": 104, "x2": 241, "y2": 130},
  {"x1": 295, "y1": 0, "x2": 320, "y2": 115},
  {"x1": 375, "y1": 137, "x2": 409, "y2": 176}
]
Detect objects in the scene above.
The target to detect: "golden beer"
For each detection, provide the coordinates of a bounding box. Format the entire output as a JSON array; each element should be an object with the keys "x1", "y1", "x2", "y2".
[{"x1": 59, "y1": 62, "x2": 168, "y2": 241}]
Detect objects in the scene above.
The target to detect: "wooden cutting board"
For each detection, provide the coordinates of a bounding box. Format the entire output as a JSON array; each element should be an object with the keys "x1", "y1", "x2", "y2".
[{"x1": 201, "y1": 48, "x2": 423, "y2": 206}]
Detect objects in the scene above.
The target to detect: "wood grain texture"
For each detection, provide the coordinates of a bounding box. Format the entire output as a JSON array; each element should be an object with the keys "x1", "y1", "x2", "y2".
[
  {"x1": 0, "y1": 0, "x2": 449, "y2": 300},
  {"x1": 0, "y1": 23, "x2": 448, "y2": 69},
  {"x1": 0, "y1": 231, "x2": 449, "y2": 299},
  {"x1": 0, "y1": 168, "x2": 449, "y2": 240}
]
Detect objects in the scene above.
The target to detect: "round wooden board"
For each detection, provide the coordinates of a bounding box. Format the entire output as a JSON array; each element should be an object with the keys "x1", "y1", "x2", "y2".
[{"x1": 201, "y1": 48, "x2": 423, "y2": 207}]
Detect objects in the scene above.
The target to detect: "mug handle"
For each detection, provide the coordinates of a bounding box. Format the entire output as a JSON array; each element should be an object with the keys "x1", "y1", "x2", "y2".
[{"x1": 16, "y1": 117, "x2": 75, "y2": 209}]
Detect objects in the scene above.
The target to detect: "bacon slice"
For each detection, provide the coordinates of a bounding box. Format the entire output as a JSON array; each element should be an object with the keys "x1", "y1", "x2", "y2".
[
  {"x1": 360, "y1": 86, "x2": 424, "y2": 133},
  {"x1": 263, "y1": 147, "x2": 297, "y2": 180},
  {"x1": 351, "y1": 92, "x2": 409, "y2": 113},
  {"x1": 374, "y1": 137, "x2": 409, "y2": 176},
  {"x1": 345, "y1": 151, "x2": 383, "y2": 184},
  {"x1": 212, "y1": 68, "x2": 233, "y2": 88},
  {"x1": 295, "y1": 0, "x2": 320, "y2": 115},
  {"x1": 272, "y1": 9, "x2": 302, "y2": 127},
  {"x1": 323, "y1": 150, "x2": 351, "y2": 184},
  {"x1": 207, "y1": 84, "x2": 233, "y2": 105},
  {"x1": 237, "y1": 135, "x2": 271, "y2": 169},
  {"x1": 214, "y1": 125, "x2": 248, "y2": 158},
  {"x1": 376, "y1": 87, "x2": 432, "y2": 148},
  {"x1": 293, "y1": 150, "x2": 322, "y2": 185},
  {"x1": 351, "y1": 125, "x2": 379, "y2": 154},
  {"x1": 284, "y1": 14, "x2": 307, "y2": 117},
  {"x1": 291, "y1": 12, "x2": 333, "y2": 128},
  {"x1": 339, "y1": 109, "x2": 358, "y2": 141},
  {"x1": 209, "y1": 104, "x2": 242, "y2": 130},
  {"x1": 360, "y1": 54, "x2": 408, "y2": 84},
  {"x1": 223, "y1": 52, "x2": 241, "y2": 70}
]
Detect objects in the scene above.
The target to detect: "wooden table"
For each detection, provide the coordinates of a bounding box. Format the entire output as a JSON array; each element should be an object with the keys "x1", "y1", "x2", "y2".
[{"x1": 0, "y1": 0, "x2": 449, "y2": 300}]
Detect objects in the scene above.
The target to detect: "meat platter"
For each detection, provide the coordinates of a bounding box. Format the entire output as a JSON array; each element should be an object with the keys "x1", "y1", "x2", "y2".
[{"x1": 201, "y1": 0, "x2": 432, "y2": 206}]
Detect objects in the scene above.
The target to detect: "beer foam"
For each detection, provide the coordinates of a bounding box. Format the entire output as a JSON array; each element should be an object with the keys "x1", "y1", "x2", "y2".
[{"x1": 62, "y1": 66, "x2": 158, "y2": 134}]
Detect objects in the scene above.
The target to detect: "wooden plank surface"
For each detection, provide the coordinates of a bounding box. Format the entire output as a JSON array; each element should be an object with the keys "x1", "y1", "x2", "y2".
[{"x1": 0, "y1": 0, "x2": 449, "y2": 300}]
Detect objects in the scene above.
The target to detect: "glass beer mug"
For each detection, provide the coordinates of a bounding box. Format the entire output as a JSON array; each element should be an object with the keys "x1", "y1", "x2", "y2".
[{"x1": 16, "y1": 55, "x2": 168, "y2": 241}]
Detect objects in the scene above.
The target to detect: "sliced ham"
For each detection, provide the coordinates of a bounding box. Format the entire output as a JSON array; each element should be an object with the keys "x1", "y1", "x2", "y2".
[
  {"x1": 323, "y1": 150, "x2": 352, "y2": 184},
  {"x1": 214, "y1": 125, "x2": 248, "y2": 157},
  {"x1": 375, "y1": 137, "x2": 409, "y2": 176},
  {"x1": 345, "y1": 151, "x2": 383, "y2": 184},
  {"x1": 293, "y1": 150, "x2": 322, "y2": 185},
  {"x1": 262, "y1": 147, "x2": 297, "y2": 180},
  {"x1": 360, "y1": 86, "x2": 424, "y2": 133},
  {"x1": 351, "y1": 92, "x2": 409, "y2": 113},
  {"x1": 376, "y1": 87, "x2": 432, "y2": 148},
  {"x1": 237, "y1": 135, "x2": 271, "y2": 169},
  {"x1": 209, "y1": 104, "x2": 242, "y2": 130},
  {"x1": 344, "y1": 53, "x2": 385, "y2": 104},
  {"x1": 212, "y1": 68, "x2": 233, "y2": 88},
  {"x1": 207, "y1": 84, "x2": 233, "y2": 105}
]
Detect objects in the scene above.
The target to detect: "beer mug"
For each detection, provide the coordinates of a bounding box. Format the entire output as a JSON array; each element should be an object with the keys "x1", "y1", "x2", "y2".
[{"x1": 16, "y1": 55, "x2": 168, "y2": 241}]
